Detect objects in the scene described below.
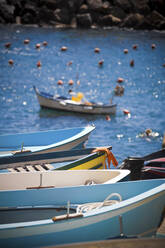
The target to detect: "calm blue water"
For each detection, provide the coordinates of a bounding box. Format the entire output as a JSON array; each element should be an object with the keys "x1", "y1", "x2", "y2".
[{"x1": 0, "y1": 25, "x2": 165, "y2": 163}]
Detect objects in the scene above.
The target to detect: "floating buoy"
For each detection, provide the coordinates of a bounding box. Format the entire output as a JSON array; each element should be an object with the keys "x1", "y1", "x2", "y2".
[
  {"x1": 68, "y1": 79, "x2": 74, "y2": 86},
  {"x1": 67, "y1": 61, "x2": 72, "y2": 66},
  {"x1": 77, "y1": 80, "x2": 80, "y2": 85},
  {"x1": 106, "y1": 115, "x2": 111, "y2": 121},
  {"x1": 24, "y1": 39, "x2": 30, "y2": 44},
  {"x1": 130, "y1": 59, "x2": 134, "y2": 67},
  {"x1": 35, "y1": 43, "x2": 41, "y2": 49},
  {"x1": 132, "y1": 44, "x2": 138, "y2": 50},
  {"x1": 61, "y1": 46, "x2": 67, "y2": 51},
  {"x1": 117, "y1": 77, "x2": 124, "y2": 83},
  {"x1": 43, "y1": 41, "x2": 48, "y2": 46},
  {"x1": 8, "y1": 59, "x2": 14, "y2": 65},
  {"x1": 57, "y1": 80, "x2": 64, "y2": 85},
  {"x1": 37, "y1": 61, "x2": 41, "y2": 67},
  {"x1": 124, "y1": 49, "x2": 128, "y2": 54},
  {"x1": 5, "y1": 42, "x2": 11, "y2": 48},
  {"x1": 98, "y1": 60, "x2": 104, "y2": 66},
  {"x1": 94, "y1": 47, "x2": 100, "y2": 53},
  {"x1": 151, "y1": 44, "x2": 156, "y2": 49},
  {"x1": 123, "y1": 109, "x2": 130, "y2": 115},
  {"x1": 114, "y1": 85, "x2": 124, "y2": 96}
]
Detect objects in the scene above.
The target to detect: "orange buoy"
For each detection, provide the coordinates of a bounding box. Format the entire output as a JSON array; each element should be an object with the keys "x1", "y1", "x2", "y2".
[
  {"x1": 5, "y1": 42, "x2": 11, "y2": 48},
  {"x1": 37, "y1": 61, "x2": 41, "y2": 67},
  {"x1": 61, "y1": 46, "x2": 67, "y2": 51},
  {"x1": 43, "y1": 41, "x2": 48, "y2": 46},
  {"x1": 98, "y1": 60, "x2": 104, "y2": 66},
  {"x1": 130, "y1": 59, "x2": 134, "y2": 67},
  {"x1": 57, "y1": 80, "x2": 64, "y2": 85},
  {"x1": 117, "y1": 77, "x2": 124, "y2": 83},
  {"x1": 68, "y1": 79, "x2": 74, "y2": 86},
  {"x1": 132, "y1": 44, "x2": 138, "y2": 50},
  {"x1": 124, "y1": 49, "x2": 128, "y2": 54},
  {"x1": 114, "y1": 85, "x2": 124, "y2": 96},
  {"x1": 24, "y1": 39, "x2": 30, "y2": 44},
  {"x1": 67, "y1": 61, "x2": 72, "y2": 66},
  {"x1": 151, "y1": 44, "x2": 156, "y2": 49},
  {"x1": 94, "y1": 47, "x2": 100, "y2": 53},
  {"x1": 77, "y1": 80, "x2": 80, "y2": 85},
  {"x1": 35, "y1": 43, "x2": 41, "y2": 49},
  {"x1": 106, "y1": 115, "x2": 111, "y2": 121},
  {"x1": 8, "y1": 59, "x2": 14, "y2": 65},
  {"x1": 123, "y1": 109, "x2": 130, "y2": 115}
]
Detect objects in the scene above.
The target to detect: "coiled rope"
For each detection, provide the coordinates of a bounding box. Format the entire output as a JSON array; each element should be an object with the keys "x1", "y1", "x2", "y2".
[{"x1": 76, "y1": 193, "x2": 122, "y2": 213}]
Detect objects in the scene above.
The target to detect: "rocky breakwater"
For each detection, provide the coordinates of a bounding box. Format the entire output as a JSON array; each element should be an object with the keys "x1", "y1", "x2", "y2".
[{"x1": 0, "y1": 0, "x2": 165, "y2": 30}]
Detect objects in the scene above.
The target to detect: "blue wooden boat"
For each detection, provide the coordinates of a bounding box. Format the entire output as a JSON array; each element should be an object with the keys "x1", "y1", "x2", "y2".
[
  {"x1": 0, "y1": 179, "x2": 164, "y2": 247},
  {"x1": 34, "y1": 86, "x2": 117, "y2": 115},
  {"x1": 0, "y1": 125, "x2": 95, "y2": 157},
  {"x1": 0, "y1": 146, "x2": 117, "y2": 172}
]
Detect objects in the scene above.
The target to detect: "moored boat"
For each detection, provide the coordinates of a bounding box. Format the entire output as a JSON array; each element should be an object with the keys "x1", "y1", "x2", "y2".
[
  {"x1": 0, "y1": 146, "x2": 115, "y2": 172},
  {"x1": 34, "y1": 86, "x2": 117, "y2": 115},
  {"x1": 0, "y1": 125, "x2": 95, "y2": 157},
  {"x1": 0, "y1": 179, "x2": 164, "y2": 247}
]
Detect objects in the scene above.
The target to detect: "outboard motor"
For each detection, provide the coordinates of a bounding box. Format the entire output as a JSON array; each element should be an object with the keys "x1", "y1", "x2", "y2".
[{"x1": 120, "y1": 157, "x2": 145, "y2": 180}]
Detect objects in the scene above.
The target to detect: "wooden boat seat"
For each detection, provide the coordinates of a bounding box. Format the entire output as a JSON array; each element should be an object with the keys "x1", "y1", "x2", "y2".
[
  {"x1": 44, "y1": 163, "x2": 54, "y2": 170},
  {"x1": 8, "y1": 168, "x2": 18, "y2": 173},
  {"x1": 34, "y1": 165, "x2": 47, "y2": 171},
  {"x1": 16, "y1": 167, "x2": 27, "y2": 172},
  {"x1": 26, "y1": 165, "x2": 37, "y2": 172}
]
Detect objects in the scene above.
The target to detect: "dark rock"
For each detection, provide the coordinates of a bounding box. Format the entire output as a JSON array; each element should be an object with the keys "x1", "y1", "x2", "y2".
[
  {"x1": 0, "y1": 3, "x2": 15, "y2": 23},
  {"x1": 38, "y1": 6, "x2": 56, "y2": 25},
  {"x1": 149, "y1": 0, "x2": 165, "y2": 17},
  {"x1": 129, "y1": 0, "x2": 151, "y2": 15},
  {"x1": 86, "y1": 0, "x2": 103, "y2": 10},
  {"x1": 109, "y1": 6, "x2": 127, "y2": 19},
  {"x1": 54, "y1": 8, "x2": 72, "y2": 24},
  {"x1": 120, "y1": 13, "x2": 145, "y2": 29},
  {"x1": 113, "y1": 0, "x2": 134, "y2": 13},
  {"x1": 0, "y1": 15, "x2": 5, "y2": 24},
  {"x1": 39, "y1": 0, "x2": 60, "y2": 9},
  {"x1": 99, "y1": 14, "x2": 121, "y2": 26},
  {"x1": 79, "y1": 4, "x2": 89, "y2": 14},
  {"x1": 76, "y1": 13, "x2": 92, "y2": 28},
  {"x1": 145, "y1": 10, "x2": 165, "y2": 29}
]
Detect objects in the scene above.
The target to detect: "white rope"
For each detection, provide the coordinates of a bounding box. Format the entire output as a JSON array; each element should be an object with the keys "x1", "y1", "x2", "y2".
[{"x1": 76, "y1": 193, "x2": 122, "y2": 213}]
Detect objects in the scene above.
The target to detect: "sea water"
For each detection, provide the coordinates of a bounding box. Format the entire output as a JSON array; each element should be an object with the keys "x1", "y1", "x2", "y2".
[{"x1": 0, "y1": 25, "x2": 165, "y2": 163}]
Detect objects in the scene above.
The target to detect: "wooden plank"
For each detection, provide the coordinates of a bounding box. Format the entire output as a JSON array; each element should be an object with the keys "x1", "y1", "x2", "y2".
[
  {"x1": 34, "y1": 164, "x2": 46, "y2": 171},
  {"x1": 26, "y1": 165, "x2": 37, "y2": 172},
  {"x1": 8, "y1": 168, "x2": 18, "y2": 173},
  {"x1": 44, "y1": 163, "x2": 54, "y2": 170},
  {"x1": 16, "y1": 167, "x2": 27, "y2": 172}
]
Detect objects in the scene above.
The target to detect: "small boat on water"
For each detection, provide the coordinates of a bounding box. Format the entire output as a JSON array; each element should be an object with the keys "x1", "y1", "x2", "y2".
[
  {"x1": 0, "y1": 179, "x2": 164, "y2": 247},
  {"x1": 34, "y1": 86, "x2": 117, "y2": 115},
  {"x1": 0, "y1": 125, "x2": 95, "y2": 157},
  {"x1": 0, "y1": 169, "x2": 130, "y2": 191},
  {"x1": 119, "y1": 149, "x2": 165, "y2": 180},
  {"x1": 0, "y1": 146, "x2": 117, "y2": 172}
]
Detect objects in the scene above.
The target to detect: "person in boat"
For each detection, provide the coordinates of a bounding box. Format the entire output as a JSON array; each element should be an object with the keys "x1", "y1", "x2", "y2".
[{"x1": 69, "y1": 90, "x2": 92, "y2": 105}]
